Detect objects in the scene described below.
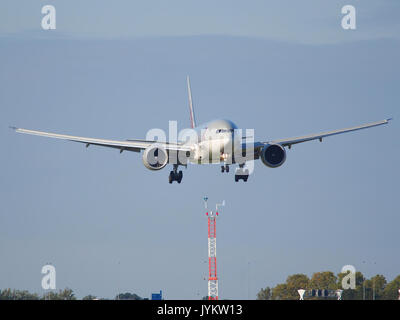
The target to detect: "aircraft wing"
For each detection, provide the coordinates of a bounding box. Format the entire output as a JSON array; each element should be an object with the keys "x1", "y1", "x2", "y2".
[
  {"x1": 241, "y1": 118, "x2": 391, "y2": 159},
  {"x1": 12, "y1": 127, "x2": 192, "y2": 153},
  {"x1": 266, "y1": 118, "x2": 392, "y2": 148}
]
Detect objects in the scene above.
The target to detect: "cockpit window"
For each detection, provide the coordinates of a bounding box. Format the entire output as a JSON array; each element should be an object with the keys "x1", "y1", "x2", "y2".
[{"x1": 216, "y1": 129, "x2": 234, "y2": 133}]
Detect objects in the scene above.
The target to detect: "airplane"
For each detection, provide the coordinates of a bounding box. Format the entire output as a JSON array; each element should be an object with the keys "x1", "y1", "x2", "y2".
[{"x1": 12, "y1": 77, "x2": 391, "y2": 183}]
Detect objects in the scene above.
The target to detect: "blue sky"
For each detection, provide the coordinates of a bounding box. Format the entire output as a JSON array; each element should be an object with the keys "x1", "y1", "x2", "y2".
[
  {"x1": 0, "y1": 1, "x2": 399, "y2": 299},
  {"x1": 1, "y1": 0, "x2": 400, "y2": 43}
]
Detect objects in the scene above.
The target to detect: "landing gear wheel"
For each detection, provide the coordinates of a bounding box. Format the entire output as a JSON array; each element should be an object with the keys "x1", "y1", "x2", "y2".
[
  {"x1": 221, "y1": 166, "x2": 225, "y2": 173},
  {"x1": 226, "y1": 166, "x2": 230, "y2": 173},
  {"x1": 169, "y1": 167, "x2": 183, "y2": 184},
  {"x1": 234, "y1": 174, "x2": 249, "y2": 182},
  {"x1": 235, "y1": 167, "x2": 249, "y2": 182}
]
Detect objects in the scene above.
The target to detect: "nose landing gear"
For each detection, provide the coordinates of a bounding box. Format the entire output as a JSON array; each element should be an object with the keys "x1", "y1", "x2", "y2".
[{"x1": 221, "y1": 165, "x2": 230, "y2": 173}]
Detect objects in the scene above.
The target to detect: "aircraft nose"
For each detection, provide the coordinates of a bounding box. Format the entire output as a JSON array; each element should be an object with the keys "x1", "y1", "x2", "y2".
[{"x1": 222, "y1": 133, "x2": 233, "y2": 147}]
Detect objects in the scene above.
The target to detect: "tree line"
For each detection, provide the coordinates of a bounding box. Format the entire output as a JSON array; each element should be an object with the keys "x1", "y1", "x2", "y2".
[
  {"x1": 2, "y1": 271, "x2": 400, "y2": 300},
  {"x1": 0, "y1": 288, "x2": 145, "y2": 300},
  {"x1": 257, "y1": 271, "x2": 400, "y2": 300}
]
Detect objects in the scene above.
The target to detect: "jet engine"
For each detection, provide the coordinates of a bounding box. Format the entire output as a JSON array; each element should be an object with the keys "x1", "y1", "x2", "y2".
[
  {"x1": 260, "y1": 144, "x2": 286, "y2": 168},
  {"x1": 142, "y1": 145, "x2": 168, "y2": 170}
]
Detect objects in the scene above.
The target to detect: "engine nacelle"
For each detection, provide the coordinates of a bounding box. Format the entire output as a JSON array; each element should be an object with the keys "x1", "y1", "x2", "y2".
[
  {"x1": 142, "y1": 145, "x2": 169, "y2": 170},
  {"x1": 260, "y1": 144, "x2": 286, "y2": 168}
]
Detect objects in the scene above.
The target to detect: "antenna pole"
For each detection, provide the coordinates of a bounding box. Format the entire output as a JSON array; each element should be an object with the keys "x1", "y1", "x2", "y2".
[{"x1": 204, "y1": 197, "x2": 224, "y2": 300}]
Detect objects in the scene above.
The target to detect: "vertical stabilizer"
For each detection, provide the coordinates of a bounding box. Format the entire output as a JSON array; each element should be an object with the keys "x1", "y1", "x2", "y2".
[{"x1": 187, "y1": 76, "x2": 196, "y2": 129}]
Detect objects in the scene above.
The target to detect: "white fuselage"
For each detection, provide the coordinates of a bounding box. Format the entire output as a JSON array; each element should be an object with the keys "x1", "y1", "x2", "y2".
[{"x1": 188, "y1": 119, "x2": 241, "y2": 164}]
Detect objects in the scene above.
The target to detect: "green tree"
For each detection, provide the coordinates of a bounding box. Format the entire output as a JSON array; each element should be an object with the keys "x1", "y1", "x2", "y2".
[
  {"x1": 0, "y1": 289, "x2": 39, "y2": 300},
  {"x1": 269, "y1": 274, "x2": 310, "y2": 300},
  {"x1": 286, "y1": 274, "x2": 310, "y2": 299},
  {"x1": 256, "y1": 286, "x2": 271, "y2": 300},
  {"x1": 382, "y1": 275, "x2": 400, "y2": 300},
  {"x1": 115, "y1": 292, "x2": 143, "y2": 300},
  {"x1": 310, "y1": 271, "x2": 337, "y2": 290},
  {"x1": 364, "y1": 275, "x2": 386, "y2": 300},
  {"x1": 0, "y1": 289, "x2": 14, "y2": 300},
  {"x1": 44, "y1": 288, "x2": 76, "y2": 300},
  {"x1": 15, "y1": 290, "x2": 40, "y2": 300},
  {"x1": 271, "y1": 283, "x2": 289, "y2": 300},
  {"x1": 82, "y1": 295, "x2": 97, "y2": 300}
]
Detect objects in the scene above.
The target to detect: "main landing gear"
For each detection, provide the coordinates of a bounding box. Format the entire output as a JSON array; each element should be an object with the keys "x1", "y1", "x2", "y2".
[
  {"x1": 235, "y1": 164, "x2": 249, "y2": 182},
  {"x1": 169, "y1": 165, "x2": 183, "y2": 184},
  {"x1": 221, "y1": 165, "x2": 230, "y2": 173},
  {"x1": 221, "y1": 163, "x2": 249, "y2": 182}
]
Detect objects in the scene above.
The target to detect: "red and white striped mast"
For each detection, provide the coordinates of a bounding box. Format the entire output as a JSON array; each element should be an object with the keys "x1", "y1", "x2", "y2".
[{"x1": 203, "y1": 197, "x2": 225, "y2": 300}]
